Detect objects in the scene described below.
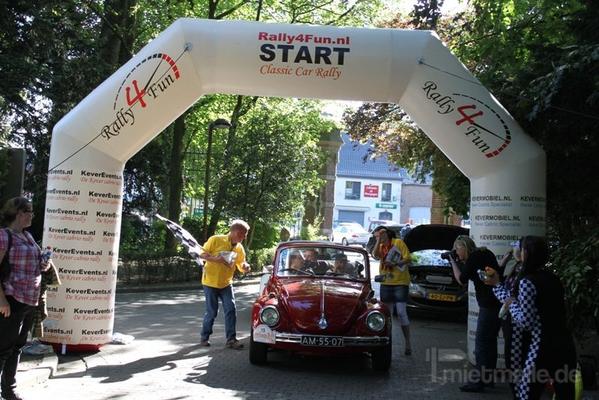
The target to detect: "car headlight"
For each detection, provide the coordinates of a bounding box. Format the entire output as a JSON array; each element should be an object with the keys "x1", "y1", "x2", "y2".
[
  {"x1": 260, "y1": 306, "x2": 280, "y2": 327},
  {"x1": 366, "y1": 311, "x2": 386, "y2": 332}
]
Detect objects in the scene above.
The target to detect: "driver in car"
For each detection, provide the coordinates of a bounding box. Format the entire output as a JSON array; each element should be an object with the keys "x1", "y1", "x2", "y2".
[{"x1": 303, "y1": 249, "x2": 329, "y2": 274}]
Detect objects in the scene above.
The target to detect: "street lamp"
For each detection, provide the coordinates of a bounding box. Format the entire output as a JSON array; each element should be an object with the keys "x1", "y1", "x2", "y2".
[{"x1": 203, "y1": 118, "x2": 231, "y2": 241}]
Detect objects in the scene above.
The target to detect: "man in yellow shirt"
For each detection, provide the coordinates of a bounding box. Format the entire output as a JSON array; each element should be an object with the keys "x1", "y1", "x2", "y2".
[{"x1": 199, "y1": 220, "x2": 251, "y2": 349}]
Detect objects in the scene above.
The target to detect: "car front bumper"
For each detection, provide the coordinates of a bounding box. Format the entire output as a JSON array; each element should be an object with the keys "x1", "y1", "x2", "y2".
[
  {"x1": 274, "y1": 332, "x2": 389, "y2": 346},
  {"x1": 408, "y1": 282, "x2": 467, "y2": 311}
]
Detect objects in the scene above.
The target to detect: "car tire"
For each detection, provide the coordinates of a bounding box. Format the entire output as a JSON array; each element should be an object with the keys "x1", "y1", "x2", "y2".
[
  {"x1": 371, "y1": 335, "x2": 392, "y2": 372},
  {"x1": 249, "y1": 329, "x2": 268, "y2": 365},
  {"x1": 341, "y1": 238, "x2": 348, "y2": 246}
]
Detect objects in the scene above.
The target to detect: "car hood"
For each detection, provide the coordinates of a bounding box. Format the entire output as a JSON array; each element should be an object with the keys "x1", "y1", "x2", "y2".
[
  {"x1": 403, "y1": 224, "x2": 469, "y2": 252},
  {"x1": 277, "y1": 278, "x2": 367, "y2": 334}
]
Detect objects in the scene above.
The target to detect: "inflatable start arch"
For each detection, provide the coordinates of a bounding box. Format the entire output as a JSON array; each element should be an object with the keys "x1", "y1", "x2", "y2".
[{"x1": 43, "y1": 19, "x2": 545, "y2": 358}]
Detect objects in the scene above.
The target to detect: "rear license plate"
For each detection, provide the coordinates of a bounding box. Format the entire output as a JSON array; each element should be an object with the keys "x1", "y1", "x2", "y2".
[
  {"x1": 428, "y1": 293, "x2": 457, "y2": 302},
  {"x1": 300, "y1": 336, "x2": 344, "y2": 347}
]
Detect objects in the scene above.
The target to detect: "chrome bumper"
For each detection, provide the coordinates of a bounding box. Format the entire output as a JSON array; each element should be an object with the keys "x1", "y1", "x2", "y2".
[{"x1": 275, "y1": 332, "x2": 389, "y2": 346}]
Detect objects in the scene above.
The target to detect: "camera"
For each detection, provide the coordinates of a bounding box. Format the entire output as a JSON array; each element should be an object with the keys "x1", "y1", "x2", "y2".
[
  {"x1": 440, "y1": 249, "x2": 457, "y2": 261},
  {"x1": 477, "y1": 269, "x2": 489, "y2": 281}
]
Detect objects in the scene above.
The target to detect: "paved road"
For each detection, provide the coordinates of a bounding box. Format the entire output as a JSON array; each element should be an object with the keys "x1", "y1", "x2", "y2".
[{"x1": 19, "y1": 282, "x2": 516, "y2": 400}]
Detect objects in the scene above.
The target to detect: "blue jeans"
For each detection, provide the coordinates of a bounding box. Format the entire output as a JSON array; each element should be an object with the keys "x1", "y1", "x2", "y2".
[
  {"x1": 201, "y1": 285, "x2": 237, "y2": 342},
  {"x1": 474, "y1": 306, "x2": 502, "y2": 384}
]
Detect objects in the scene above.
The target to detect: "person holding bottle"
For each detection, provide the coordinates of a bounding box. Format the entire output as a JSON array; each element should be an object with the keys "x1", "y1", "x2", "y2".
[
  {"x1": 485, "y1": 236, "x2": 576, "y2": 399},
  {"x1": 0, "y1": 197, "x2": 50, "y2": 400}
]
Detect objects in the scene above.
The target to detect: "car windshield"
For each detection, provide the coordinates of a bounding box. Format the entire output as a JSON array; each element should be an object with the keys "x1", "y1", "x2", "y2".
[
  {"x1": 276, "y1": 246, "x2": 368, "y2": 280},
  {"x1": 410, "y1": 249, "x2": 451, "y2": 267}
]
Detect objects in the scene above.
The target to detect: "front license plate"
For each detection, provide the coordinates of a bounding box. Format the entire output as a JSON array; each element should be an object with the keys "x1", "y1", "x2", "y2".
[
  {"x1": 428, "y1": 293, "x2": 457, "y2": 302},
  {"x1": 300, "y1": 336, "x2": 344, "y2": 347}
]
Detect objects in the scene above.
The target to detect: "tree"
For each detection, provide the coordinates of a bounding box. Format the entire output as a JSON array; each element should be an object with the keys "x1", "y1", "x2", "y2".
[
  {"x1": 0, "y1": 1, "x2": 123, "y2": 237},
  {"x1": 0, "y1": 0, "x2": 385, "y2": 251},
  {"x1": 223, "y1": 99, "x2": 334, "y2": 249}
]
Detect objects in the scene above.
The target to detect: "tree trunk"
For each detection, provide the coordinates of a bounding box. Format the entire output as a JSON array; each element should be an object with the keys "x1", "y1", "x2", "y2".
[
  {"x1": 99, "y1": 0, "x2": 137, "y2": 68},
  {"x1": 165, "y1": 114, "x2": 186, "y2": 251}
]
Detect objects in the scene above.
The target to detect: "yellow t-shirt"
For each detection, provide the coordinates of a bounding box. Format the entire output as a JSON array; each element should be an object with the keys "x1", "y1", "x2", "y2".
[
  {"x1": 201, "y1": 234, "x2": 246, "y2": 289},
  {"x1": 378, "y1": 238, "x2": 411, "y2": 286}
]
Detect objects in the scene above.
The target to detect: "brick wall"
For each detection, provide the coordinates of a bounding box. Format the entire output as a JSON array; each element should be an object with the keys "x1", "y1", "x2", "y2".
[{"x1": 431, "y1": 190, "x2": 463, "y2": 226}]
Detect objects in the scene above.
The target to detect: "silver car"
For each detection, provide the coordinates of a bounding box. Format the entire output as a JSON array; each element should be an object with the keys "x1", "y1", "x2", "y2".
[{"x1": 331, "y1": 223, "x2": 370, "y2": 246}]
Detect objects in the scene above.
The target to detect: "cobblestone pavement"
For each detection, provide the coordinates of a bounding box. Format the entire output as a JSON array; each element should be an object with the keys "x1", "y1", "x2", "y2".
[{"x1": 15, "y1": 283, "x2": 559, "y2": 400}]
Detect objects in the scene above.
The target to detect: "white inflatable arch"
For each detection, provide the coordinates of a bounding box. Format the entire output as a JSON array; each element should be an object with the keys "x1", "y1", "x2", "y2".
[{"x1": 43, "y1": 19, "x2": 545, "y2": 355}]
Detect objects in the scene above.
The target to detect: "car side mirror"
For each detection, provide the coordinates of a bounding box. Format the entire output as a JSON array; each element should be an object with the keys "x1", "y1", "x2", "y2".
[
  {"x1": 355, "y1": 261, "x2": 364, "y2": 273},
  {"x1": 263, "y1": 265, "x2": 273, "y2": 273},
  {"x1": 374, "y1": 274, "x2": 386, "y2": 283}
]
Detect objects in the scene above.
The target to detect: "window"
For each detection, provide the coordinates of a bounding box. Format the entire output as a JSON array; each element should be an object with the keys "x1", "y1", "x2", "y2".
[
  {"x1": 381, "y1": 183, "x2": 392, "y2": 202},
  {"x1": 379, "y1": 211, "x2": 392, "y2": 220},
  {"x1": 345, "y1": 181, "x2": 361, "y2": 200}
]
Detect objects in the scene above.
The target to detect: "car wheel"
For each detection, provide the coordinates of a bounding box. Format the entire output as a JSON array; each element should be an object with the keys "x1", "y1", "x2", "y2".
[
  {"x1": 249, "y1": 329, "x2": 268, "y2": 365},
  {"x1": 341, "y1": 238, "x2": 348, "y2": 246},
  {"x1": 371, "y1": 336, "x2": 392, "y2": 372}
]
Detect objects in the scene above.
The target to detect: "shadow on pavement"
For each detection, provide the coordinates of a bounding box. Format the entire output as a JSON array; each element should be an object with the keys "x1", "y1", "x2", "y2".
[{"x1": 54, "y1": 344, "x2": 206, "y2": 383}]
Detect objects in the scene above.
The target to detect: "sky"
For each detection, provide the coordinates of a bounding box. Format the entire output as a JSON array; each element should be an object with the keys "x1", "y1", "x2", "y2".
[{"x1": 389, "y1": 0, "x2": 466, "y2": 16}]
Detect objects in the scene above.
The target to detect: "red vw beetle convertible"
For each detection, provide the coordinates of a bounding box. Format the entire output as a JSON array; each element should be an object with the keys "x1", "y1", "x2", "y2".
[{"x1": 249, "y1": 241, "x2": 392, "y2": 371}]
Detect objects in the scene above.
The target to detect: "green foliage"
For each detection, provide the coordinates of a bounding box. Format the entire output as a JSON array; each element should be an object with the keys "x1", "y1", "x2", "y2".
[
  {"x1": 204, "y1": 98, "x2": 332, "y2": 249},
  {"x1": 248, "y1": 222, "x2": 280, "y2": 250},
  {"x1": 551, "y1": 228, "x2": 599, "y2": 337},
  {"x1": 117, "y1": 253, "x2": 200, "y2": 286},
  {"x1": 0, "y1": 148, "x2": 9, "y2": 200},
  {"x1": 181, "y1": 216, "x2": 205, "y2": 244},
  {"x1": 301, "y1": 221, "x2": 323, "y2": 241},
  {"x1": 120, "y1": 216, "x2": 167, "y2": 253},
  {"x1": 247, "y1": 246, "x2": 277, "y2": 271}
]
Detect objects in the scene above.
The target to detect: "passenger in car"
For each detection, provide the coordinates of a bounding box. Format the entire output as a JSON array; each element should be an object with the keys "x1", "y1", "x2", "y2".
[
  {"x1": 288, "y1": 251, "x2": 305, "y2": 273},
  {"x1": 329, "y1": 254, "x2": 355, "y2": 276}
]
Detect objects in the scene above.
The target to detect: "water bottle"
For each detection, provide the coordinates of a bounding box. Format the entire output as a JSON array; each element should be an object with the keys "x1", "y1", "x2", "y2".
[
  {"x1": 41, "y1": 246, "x2": 53, "y2": 263},
  {"x1": 499, "y1": 302, "x2": 510, "y2": 319}
]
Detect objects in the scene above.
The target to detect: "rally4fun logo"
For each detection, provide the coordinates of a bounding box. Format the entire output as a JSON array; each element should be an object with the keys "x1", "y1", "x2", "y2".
[
  {"x1": 100, "y1": 53, "x2": 181, "y2": 140},
  {"x1": 423, "y1": 81, "x2": 511, "y2": 158}
]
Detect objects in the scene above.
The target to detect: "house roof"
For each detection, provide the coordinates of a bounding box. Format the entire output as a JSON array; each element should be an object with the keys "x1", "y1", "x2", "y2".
[{"x1": 336, "y1": 132, "x2": 431, "y2": 183}]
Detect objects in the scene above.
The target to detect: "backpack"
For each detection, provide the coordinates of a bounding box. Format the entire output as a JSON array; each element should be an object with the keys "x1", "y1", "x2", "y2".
[{"x1": 0, "y1": 229, "x2": 12, "y2": 283}]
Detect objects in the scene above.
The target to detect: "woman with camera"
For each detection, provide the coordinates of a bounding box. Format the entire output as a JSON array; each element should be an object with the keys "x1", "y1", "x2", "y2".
[
  {"x1": 448, "y1": 235, "x2": 501, "y2": 393},
  {"x1": 484, "y1": 236, "x2": 576, "y2": 400}
]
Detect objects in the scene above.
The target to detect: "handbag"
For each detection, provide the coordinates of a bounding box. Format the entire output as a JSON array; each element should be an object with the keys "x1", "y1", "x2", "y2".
[{"x1": 0, "y1": 228, "x2": 12, "y2": 283}]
